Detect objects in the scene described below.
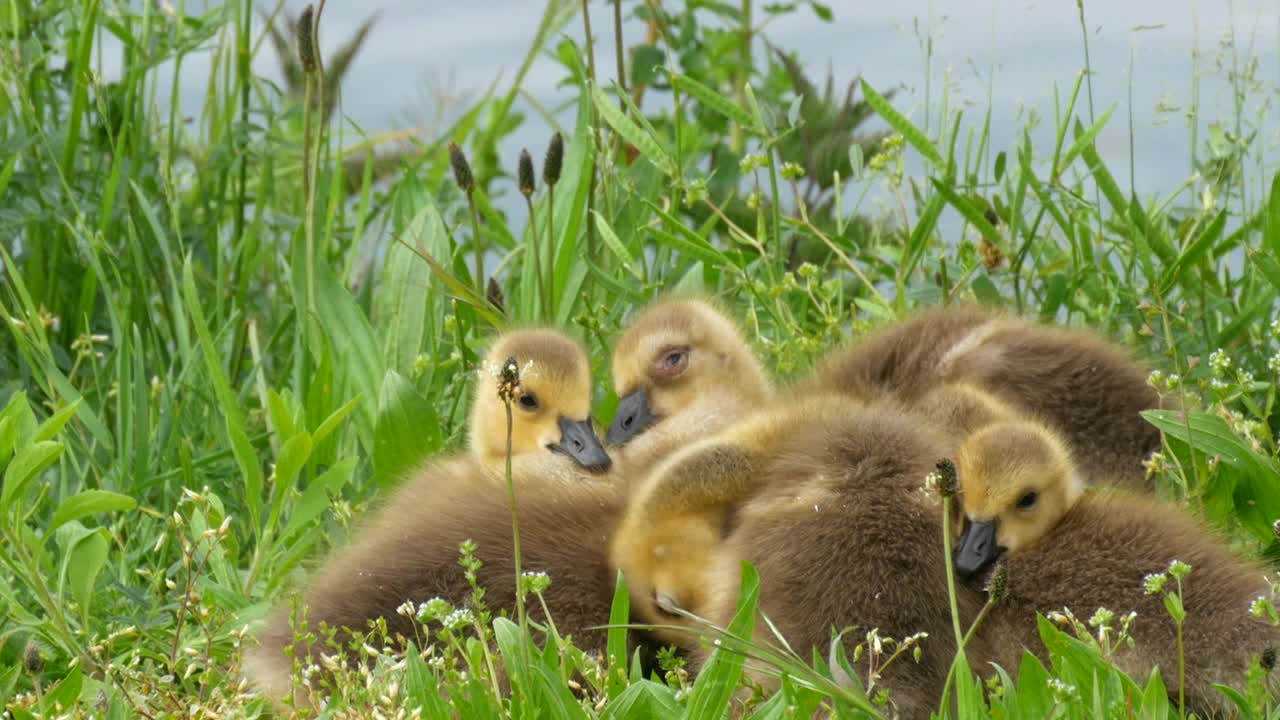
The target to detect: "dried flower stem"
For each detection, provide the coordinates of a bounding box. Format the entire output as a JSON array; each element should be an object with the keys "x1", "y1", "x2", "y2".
[
  {"x1": 939, "y1": 494, "x2": 970, "y2": 701},
  {"x1": 938, "y1": 577, "x2": 1001, "y2": 716},
  {"x1": 500, "y1": 358, "x2": 535, "y2": 689}
]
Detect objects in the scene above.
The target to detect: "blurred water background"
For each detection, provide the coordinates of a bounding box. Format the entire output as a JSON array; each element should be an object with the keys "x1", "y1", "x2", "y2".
[{"x1": 108, "y1": 1, "x2": 1279, "y2": 227}]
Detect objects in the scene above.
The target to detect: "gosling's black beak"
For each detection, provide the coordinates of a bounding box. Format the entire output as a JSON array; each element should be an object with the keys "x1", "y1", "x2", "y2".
[
  {"x1": 955, "y1": 518, "x2": 1002, "y2": 579},
  {"x1": 606, "y1": 388, "x2": 660, "y2": 446},
  {"x1": 551, "y1": 417, "x2": 612, "y2": 472}
]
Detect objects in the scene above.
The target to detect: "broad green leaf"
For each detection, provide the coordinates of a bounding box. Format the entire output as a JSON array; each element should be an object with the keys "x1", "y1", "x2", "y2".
[
  {"x1": 1, "y1": 441, "x2": 63, "y2": 512},
  {"x1": 281, "y1": 458, "x2": 357, "y2": 541},
  {"x1": 299, "y1": 246, "x2": 389, "y2": 449},
  {"x1": 49, "y1": 490, "x2": 137, "y2": 533},
  {"x1": 65, "y1": 527, "x2": 110, "y2": 616},
  {"x1": 402, "y1": 641, "x2": 450, "y2": 717},
  {"x1": 861, "y1": 79, "x2": 943, "y2": 167},
  {"x1": 0, "y1": 392, "x2": 36, "y2": 450},
  {"x1": 374, "y1": 369, "x2": 442, "y2": 487},
  {"x1": 601, "y1": 680, "x2": 682, "y2": 720},
  {"x1": 266, "y1": 432, "x2": 314, "y2": 535},
  {"x1": 266, "y1": 389, "x2": 299, "y2": 443},
  {"x1": 41, "y1": 665, "x2": 83, "y2": 717},
  {"x1": 0, "y1": 417, "x2": 14, "y2": 469}
]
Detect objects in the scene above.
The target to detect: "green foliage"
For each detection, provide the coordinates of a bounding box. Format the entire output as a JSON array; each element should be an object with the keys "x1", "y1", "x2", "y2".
[{"x1": 1, "y1": 0, "x2": 1278, "y2": 716}]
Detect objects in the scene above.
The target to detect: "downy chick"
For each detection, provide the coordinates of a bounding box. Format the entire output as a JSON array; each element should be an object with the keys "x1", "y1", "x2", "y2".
[
  {"x1": 692, "y1": 398, "x2": 989, "y2": 719},
  {"x1": 470, "y1": 328, "x2": 611, "y2": 478},
  {"x1": 610, "y1": 394, "x2": 858, "y2": 649},
  {"x1": 952, "y1": 421, "x2": 1280, "y2": 717},
  {"x1": 808, "y1": 303, "x2": 1165, "y2": 489},
  {"x1": 605, "y1": 297, "x2": 772, "y2": 486},
  {"x1": 245, "y1": 328, "x2": 620, "y2": 709}
]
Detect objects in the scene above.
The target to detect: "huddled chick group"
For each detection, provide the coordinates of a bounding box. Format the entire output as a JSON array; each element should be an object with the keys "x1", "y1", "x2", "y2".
[{"x1": 246, "y1": 298, "x2": 1278, "y2": 718}]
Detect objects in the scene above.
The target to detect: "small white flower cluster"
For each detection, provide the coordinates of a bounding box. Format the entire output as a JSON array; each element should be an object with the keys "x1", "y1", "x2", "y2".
[
  {"x1": 1208, "y1": 348, "x2": 1228, "y2": 376},
  {"x1": 519, "y1": 570, "x2": 552, "y2": 595},
  {"x1": 1047, "y1": 677, "x2": 1080, "y2": 703},
  {"x1": 414, "y1": 597, "x2": 453, "y2": 624},
  {"x1": 441, "y1": 608, "x2": 475, "y2": 632}
]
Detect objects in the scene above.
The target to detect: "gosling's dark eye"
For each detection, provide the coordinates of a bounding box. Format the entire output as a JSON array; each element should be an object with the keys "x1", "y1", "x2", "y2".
[
  {"x1": 654, "y1": 348, "x2": 689, "y2": 378},
  {"x1": 1016, "y1": 491, "x2": 1039, "y2": 509},
  {"x1": 518, "y1": 393, "x2": 539, "y2": 410}
]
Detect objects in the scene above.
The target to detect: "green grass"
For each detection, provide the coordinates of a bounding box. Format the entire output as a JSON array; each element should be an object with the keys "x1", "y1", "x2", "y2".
[{"x1": 2, "y1": 0, "x2": 1279, "y2": 717}]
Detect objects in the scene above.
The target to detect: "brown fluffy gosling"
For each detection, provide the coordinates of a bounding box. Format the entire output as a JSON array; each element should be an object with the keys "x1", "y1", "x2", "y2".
[
  {"x1": 952, "y1": 421, "x2": 1280, "y2": 717},
  {"x1": 244, "y1": 328, "x2": 619, "y2": 710},
  {"x1": 807, "y1": 303, "x2": 1165, "y2": 489}
]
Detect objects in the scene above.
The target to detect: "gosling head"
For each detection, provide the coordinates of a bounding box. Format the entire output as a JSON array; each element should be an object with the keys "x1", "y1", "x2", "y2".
[
  {"x1": 952, "y1": 421, "x2": 1084, "y2": 579},
  {"x1": 470, "y1": 329, "x2": 611, "y2": 473},
  {"x1": 606, "y1": 298, "x2": 770, "y2": 446}
]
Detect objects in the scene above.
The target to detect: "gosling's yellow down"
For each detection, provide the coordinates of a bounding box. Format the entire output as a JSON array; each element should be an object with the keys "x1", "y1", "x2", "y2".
[
  {"x1": 245, "y1": 329, "x2": 622, "y2": 710},
  {"x1": 605, "y1": 297, "x2": 772, "y2": 484}
]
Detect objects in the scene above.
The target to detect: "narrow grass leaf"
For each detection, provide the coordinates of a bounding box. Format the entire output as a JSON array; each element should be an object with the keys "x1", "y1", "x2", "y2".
[
  {"x1": 32, "y1": 400, "x2": 82, "y2": 444},
  {"x1": 401, "y1": 239, "x2": 506, "y2": 328},
  {"x1": 687, "y1": 562, "x2": 761, "y2": 716},
  {"x1": 182, "y1": 259, "x2": 263, "y2": 526},
  {"x1": 1158, "y1": 210, "x2": 1226, "y2": 294},
  {"x1": 593, "y1": 211, "x2": 643, "y2": 280},
  {"x1": 930, "y1": 178, "x2": 1000, "y2": 243},
  {"x1": 1058, "y1": 103, "x2": 1116, "y2": 174},
  {"x1": 1265, "y1": 170, "x2": 1280, "y2": 258},
  {"x1": 606, "y1": 571, "x2": 631, "y2": 700},
  {"x1": 49, "y1": 490, "x2": 137, "y2": 533},
  {"x1": 861, "y1": 79, "x2": 943, "y2": 167},
  {"x1": 591, "y1": 83, "x2": 676, "y2": 177},
  {"x1": 312, "y1": 395, "x2": 362, "y2": 447},
  {"x1": 671, "y1": 72, "x2": 761, "y2": 134}
]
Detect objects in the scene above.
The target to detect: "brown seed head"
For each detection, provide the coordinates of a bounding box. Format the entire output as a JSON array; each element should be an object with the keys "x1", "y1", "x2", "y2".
[
  {"x1": 543, "y1": 132, "x2": 564, "y2": 186},
  {"x1": 978, "y1": 238, "x2": 1004, "y2": 270},
  {"x1": 518, "y1": 149, "x2": 536, "y2": 197},
  {"x1": 449, "y1": 141, "x2": 475, "y2": 195},
  {"x1": 296, "y1": 5, "x2": 318, "y2": 73},
  {"x1": 497, "y1": 356, "x2": 520, "y2": 403},
  {"x1": 985, "y1": 562, "x2": 1008, "y2": 604},
  {"x1": 935, "y1": 458, "x2": 958, "y2": 499},
  {"x1": 23, "y1": 639, "x2": 43, "y2": 674}
]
